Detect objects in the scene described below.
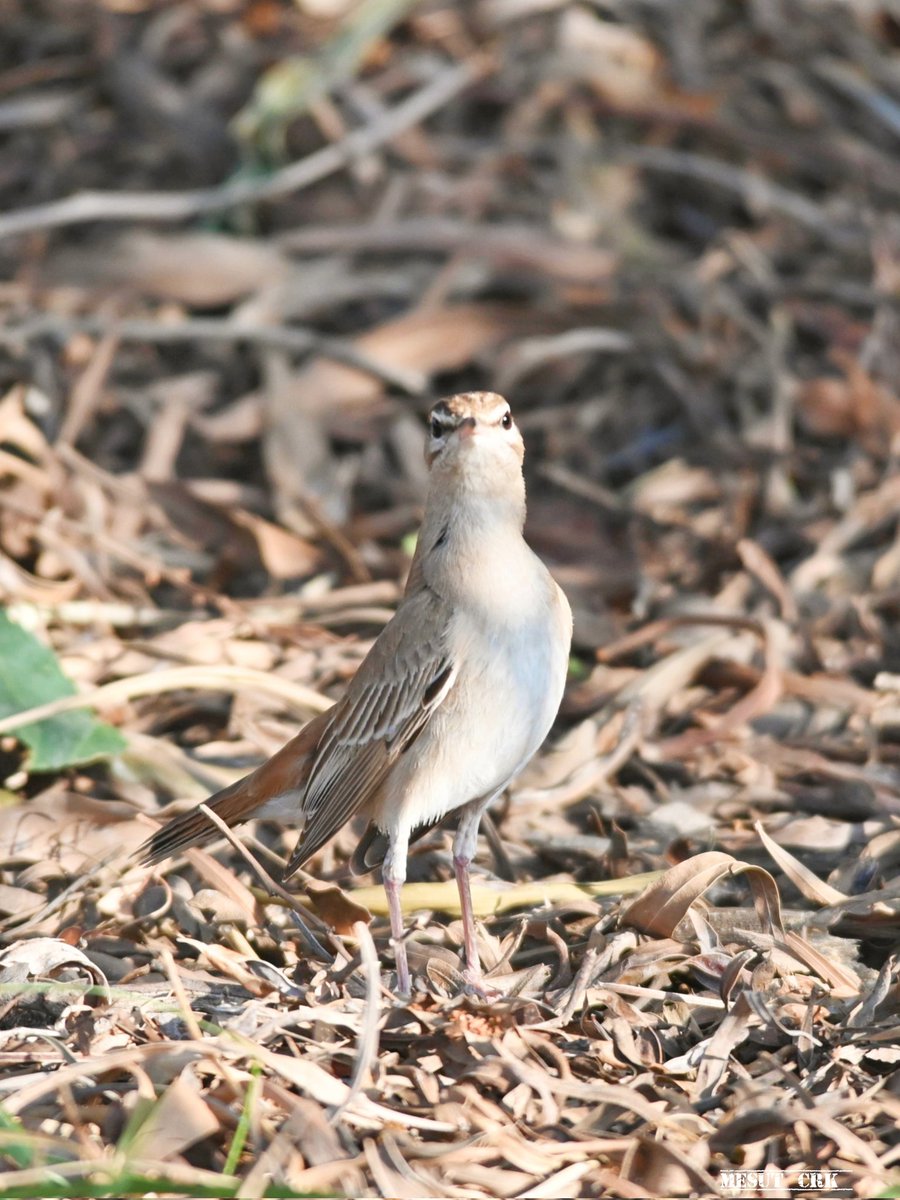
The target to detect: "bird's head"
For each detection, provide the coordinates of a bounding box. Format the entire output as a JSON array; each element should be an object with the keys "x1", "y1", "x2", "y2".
[{"x1": 424, "y1": 393, "x2": 525, "y2": 497}]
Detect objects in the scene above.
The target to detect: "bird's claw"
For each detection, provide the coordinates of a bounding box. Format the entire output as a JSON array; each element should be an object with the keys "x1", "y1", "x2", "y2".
[{"x1": 461, "y1": 967, "x2": 503, "y2": 1001}]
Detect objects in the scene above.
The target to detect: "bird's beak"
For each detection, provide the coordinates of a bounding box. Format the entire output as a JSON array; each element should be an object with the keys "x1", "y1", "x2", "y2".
[{"x1": 456, "y1": 418, "x2": 478, "y2": 440}]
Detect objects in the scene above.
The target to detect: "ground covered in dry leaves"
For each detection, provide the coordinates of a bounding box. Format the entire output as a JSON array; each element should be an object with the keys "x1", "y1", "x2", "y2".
[{"x1": 1, "y1": 1, "x2": 899, "y2": 1197}]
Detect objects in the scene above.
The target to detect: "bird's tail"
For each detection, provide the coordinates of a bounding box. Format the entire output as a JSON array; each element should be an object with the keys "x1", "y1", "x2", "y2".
[
  {"x1": 138, "y1": 709, "x2": 329, "y2": 865},
  {"x1": 138, "y1": 776, "x2": 260, "y2": 864}
]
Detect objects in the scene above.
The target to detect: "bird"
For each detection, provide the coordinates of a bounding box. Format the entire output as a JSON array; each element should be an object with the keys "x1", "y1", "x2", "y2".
[{"x1": 140, "y1": 391, "x2": 573, "y2": 995}]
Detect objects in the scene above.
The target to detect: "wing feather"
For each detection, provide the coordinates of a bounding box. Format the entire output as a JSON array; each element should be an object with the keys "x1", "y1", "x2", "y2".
[
  {"x1": 283, "y1": 587, "x2": 455, "y2": 878},
  {"x1": 287, "y1": 741, "x2": 388, "y2": 869}
]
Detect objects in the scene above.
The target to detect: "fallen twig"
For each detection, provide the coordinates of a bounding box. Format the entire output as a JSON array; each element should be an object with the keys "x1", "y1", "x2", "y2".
[{"x1": 0, "y1": 59, "x2": 480, "y2": 240}]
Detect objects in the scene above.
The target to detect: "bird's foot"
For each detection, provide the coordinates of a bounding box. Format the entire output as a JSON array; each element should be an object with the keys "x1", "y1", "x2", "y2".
[
  {"x1": 391, "y1": 942, "x2": 412, "y2": 1000},
  {"x1": 392, "y1": 964, "x2": 412, "y2": 1001},
  {"x1": 460, "y1": 967, "x2": 503, "y2": 1002}
]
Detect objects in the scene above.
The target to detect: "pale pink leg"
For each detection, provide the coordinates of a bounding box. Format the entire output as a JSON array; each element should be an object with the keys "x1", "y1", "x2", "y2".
[
  {"x1": 452, "y1": 804, "x2": 487, "y2": 985},
  {"x1": 384, "y1": 875, "x2": 410, "y2": 995},
  {"x1": 383, "y1": 832, "x2": 411, "y2": 995},
  {"x1": 453, "y1": 851, "x2": 481, "y2": 981}
]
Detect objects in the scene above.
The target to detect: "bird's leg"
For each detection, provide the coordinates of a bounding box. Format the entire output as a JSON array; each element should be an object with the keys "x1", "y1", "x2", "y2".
[
  {"x1": 383, "y1": 834, "x2": 410, "y2": 996},
  {"x1": 384, "y1": 877, "x2": 410, "y2": 996},
  {"x1": 452, "y1": 805, "x2": 486, "y2": 987}
]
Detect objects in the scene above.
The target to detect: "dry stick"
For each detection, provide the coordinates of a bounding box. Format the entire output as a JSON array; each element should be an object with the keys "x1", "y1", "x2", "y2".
[
  {"x1": 278, "y1": 216, "x2": 619, "y2": 282},
  {"x1": 5, "y1": 599, "x2": 182, "y2": 629},
  {"x1": 0, "y1": 491, "x2": 201, "y2": 593},
  {"x1": 157, "y1": 945, "x2": 205, "y2": 1041},
  {"x1": 329, "y1": 920, "x2": 382, "y2": 1128},
  {"x1": 195, "y1": 802, "x2": 334, "y2": 963},
  {"x1": 597, "y1": 611, "x2": 766, "y2": 663},
  {"x1": 624, "y1": 144, "x2": 865, "y2": 248},
  {"x1": 287, "y1": 489, "x2": 374, "y2": 584},
  {"x1": 0, "y1": 59, "x2": 479, "y2": 240},
  {"x1": 0, "y1": 663, "x2": 332, "y2": 737},
  {"x1": 0, "y1": 313, "x2": 427, "y2": 396},
  {"x1": 481, "y1": 809, "x2": 515, "y2": 881}
]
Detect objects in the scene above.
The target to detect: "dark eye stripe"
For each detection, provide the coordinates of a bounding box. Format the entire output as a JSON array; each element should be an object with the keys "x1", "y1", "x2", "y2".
[{"x1": 428, "y1": 403, "x2": 456, "y2": 434}]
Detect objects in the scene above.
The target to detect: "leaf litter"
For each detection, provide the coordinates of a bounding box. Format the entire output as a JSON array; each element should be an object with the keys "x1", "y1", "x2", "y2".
[{"x1": 0, "y1": 0, "x2": 899, "y2": 1196}]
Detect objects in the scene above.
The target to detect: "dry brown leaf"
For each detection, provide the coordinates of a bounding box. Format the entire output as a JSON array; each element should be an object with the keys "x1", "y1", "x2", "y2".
[
  {"x1": 183, "y1": 849, "x2": 263, "y2": 925},
  {"x1": 148, "y1": 481, "x2": 315, "y2": 580},
  {"x1": 0, "y1": 554, "x2": 82, "y2": 604},
  {"x1": 304, "y1": 879, "x2": 372, "y2": 935},
  {"x1": 125, "y1": 1065, "x2": 220, "y2": 1161},
  {"x1": 557, "y1": 8, "x2": 661, "y2": 106},
  {"x1": 0, "y1": 387, "x2": 52, "y2": 464},
  {"x1": 52, "y1": 231, "x2": 290, "y2": 307},
  {"x1": 778, "y1": 929, "x2": 861, "y2": 995},
  {"x1": 230, "y1": 509, "x2": 320, "y2": 580},
  {"x1": 797, "y1": 353, "x2": 900, "y2": 451},
  {"x1": 286, "y1": 302, "x2": 536, "y2": 416},
  {"x1": 621, "y1": 851, "x2": 784, "y2": 940},
  {"x1": 621, "y1": 1135, "x2": 716, "y2": 1198},
  {"x1": 514, "y1": 1160, "x2": 596, "y2": 1199},
  {"x1": 178, "y1": 940, "x2": 270, "y2": 992},
  {"x1": 694, "y1": 992, "x2": 755, "y2": 1098},
  {"x1": 0, "y1": 937, "x2": 108, "y2": 989},
  {"x1": 0, "y1": 882, "x2": 43, "y2": 919},
  {"x1": 190, "y1": 393, "x2": 264, "y2": 443},
  {"x1": 755, "y1": 820, "x2": 847, "y2": 907},
  {"x1": 656, "y1": 618, "x2": 786, "y2": 756},
  {"x1": 242, "y1": 1039, "x2": 457, "y2": 1133},
  {"x1": 737, "y1": 537, "x2": 797, "y2": 622}
]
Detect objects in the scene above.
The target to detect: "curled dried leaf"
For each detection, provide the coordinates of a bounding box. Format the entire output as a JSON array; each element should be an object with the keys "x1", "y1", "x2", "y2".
[{"x1": 620, "y1": 851, "x2": 784, "y2": 940}]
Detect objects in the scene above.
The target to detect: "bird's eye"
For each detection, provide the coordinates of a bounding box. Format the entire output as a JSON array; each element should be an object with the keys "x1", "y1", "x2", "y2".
[
  {"x1": 430, "y1": 417, "x2": 443, "y2": 439},
  {"x1": 501, "y1": 411, "x2": 513, "y2": 430}
]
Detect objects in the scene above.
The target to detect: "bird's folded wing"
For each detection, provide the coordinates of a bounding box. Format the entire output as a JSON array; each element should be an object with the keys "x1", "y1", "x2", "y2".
[{"x1": 283, "y1": 586, "x2": 456, "y2": 876}]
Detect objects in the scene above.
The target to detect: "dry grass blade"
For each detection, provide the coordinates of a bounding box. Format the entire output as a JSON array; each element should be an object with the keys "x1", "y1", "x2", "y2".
[
  {"x1": 191, "y1": 802, "x2": 333, "y2": 960},
  {"x1": 328, "y1": 919, "x2": 381, "y2": 1126},
  {"x1": 348, "y1": 871, "x2": 662, "y2": 917},
  {"x1": 228, "y1": 1036, "x2": 457, "y2": 1134},
  {"x1": 779, "y1": 930, "x2": 862, "y2": 995}
]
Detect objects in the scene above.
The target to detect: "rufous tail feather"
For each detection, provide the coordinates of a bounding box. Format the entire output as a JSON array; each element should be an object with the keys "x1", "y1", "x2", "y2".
[{"x1": 138, "y1": 710, "x2": 329, "y2": 865}]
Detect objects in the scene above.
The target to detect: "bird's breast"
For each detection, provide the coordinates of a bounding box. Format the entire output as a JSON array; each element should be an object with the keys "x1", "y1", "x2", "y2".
[
  {"x1": 379, "y1": 551, "x2": 570, "y2": 835},
  {"x1": 449, "y1": 576, "x2": 568, "y2": 751}
]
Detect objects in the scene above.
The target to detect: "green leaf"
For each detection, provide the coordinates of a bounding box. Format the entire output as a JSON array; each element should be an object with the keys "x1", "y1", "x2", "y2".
[
  {"x1": 222, "y1": 1062, "x2": 261, "y2": 1175},
  {"x1": 0, "y1": 1107, "x2": 38, "y2": 1169},
  {"x1": 567, "y1": 654, "x2": 590, "y2": 681},
  {"x1": 233, "y1": 0, "x2": 417, "y2": 161},
  {"x1": 0, "y1": 613, "x2": 126, "y2": 773}
]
